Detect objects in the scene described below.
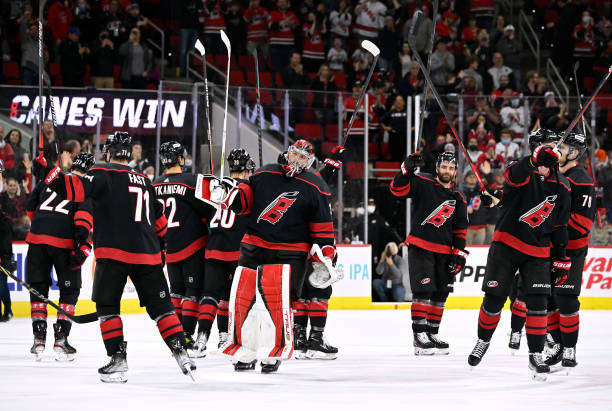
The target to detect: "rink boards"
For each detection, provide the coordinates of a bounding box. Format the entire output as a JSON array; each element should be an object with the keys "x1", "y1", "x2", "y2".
[{"x1": 5, "y1": 243, "x2": 612, "y2": 316}]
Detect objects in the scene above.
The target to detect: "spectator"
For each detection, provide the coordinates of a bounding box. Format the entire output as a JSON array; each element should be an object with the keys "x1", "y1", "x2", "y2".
[
  {"x1": 430, "y1": 40, "x2": 455, "y2": 87},
  {"x1": 461, "y1": 55, "x2": 483, "y2": 91},
  {"x1": 477, "y1": 139, "x2": 505, "y2": 175},
  {"x1": 48, "y1": 0, "x2": 73, "y2": 48},
  {"x1": 495, "y1": 25, "x2": 522, "y2": 88},
  {"x1": 397, "y1": 62, "x2": 423, "y2": 97},
  {"x1": 201, "y1": 1, "x2": 226, "y2": 55},
  {"x1": 373, "y1": 242, "x2": 406, "y2": 302},
  {"x1": 142, "y1": 161, "x2": 155, "y2": 181},
  {"x1": 82, "y1": 137, "x2": 93, "y2": 154},
  {"x1": 572, "y1": 11, "x2": 599, "y2": 85},
  {"x1": 484, "y1": 168, "x2": 504, "y2": 243},
  {"x1": 495, "y1": 128, "x2": 521, "y2": 162},
  {"x1": 537, "y1": 91, "x2": 569, "y2": 132},
  {"x1": 380, "y1": 95, "x2": 407, "y2": 161},
  {"x1": 59, "y1": 27, "x2": 90, "y2": 87},
  {"x1": 395, "y1": 42, "x2": 412, "y2": 78},
  {"x1": 124, "y1": 3, "x2": 149, "y2": 34},
  {"x1": 353, "y1": 0, "x2": 387, "y2": 42},
  {"x1": 118, "y1": 27, "x2": 152, "y2": 89},
  {"x1": 487, "y1": 52, "x2": 514, "y2": 91},
  {"x1": 128, "y1": 141, "x2": 149, "y2": 171},
  {"x1": 327, "y1": 38, "x2": 348, "y2": 72},
  {"x1": 328, "y1": 0, "x2": 351, "y2": 48},
  {"x1": 0, "y1": 125, "x2": 14, "y2": 172},
  {"x1": 490, "y1": 74, "x2": 514, "y2": 102},
  {"x1": 490, "y1": 15, "x2": 505, "y2": 47},
  {"x1": 5, "y1": 129, "x2": 26, "y2": 173},
  {"x1": 598, "y1": 152, "x2": 612, "y2": 223},
  {"x1": 590, "y1": 209, "x2": 612, "y2": 244},
  {"x1": 499, "y1": 95, "x2": 524, "y2": 135},
  {"x1": 436, "y1": 102, "x2": 458, "y2": 136},
  {"x1": 244, "y1": 0, "x2": 270, "y2": 69},
  {"x1": 0, "y1": 177, "x2": 27, "y2": 230},
  {"x1": 178, "y1": 0, "x2": 201, "y2": 76},
  {"x1": 462, "y1": 17, "x2": 482, "y2": 45},
  {"x1": 378, "y1": 16, "x2": 400, "y2": 71},
  {"x1": 72, "y1": 0, "x2": 96, "y2": 45},
  {"x1": 91, "y1": 30, "x2": 116, "y2": 89},
  {"x1": 465, "y1": 96, "x2": 500, "y2": 132},
  {"x1": 301, "y1": 12, "x2": 326, "y2": 73},
  {"x1": 470, "y1": 0, "x2": 494, "y2": 30},
  {"x1": 311, "y1": 64, "x2": 337, "y2": 126},
  {"x1": 343, "y1": 80, "x2": 371, "y2": 160},
  {"x1": 282, "y1": 52, "x2": 310, "y2": 125},
  {"x1": 435, "y1": 9, "x2": 458, "y2": 42},
  {"x1": 465, "y1": 136, "x2": 484, "y2": 163},
  {"x1": 402, "y1": 5, "x2": 433, "y2": 54},
  {"x1": 475, "y1": 31, "x2": 492, "y2": 81},
  {"x1": 268, "y1": 0, "x2": 299, "y2": 72},
  {"x1": 462, "y1": 168, "x2": 487, "y2": 244},
  {"x1": 98, "y1": 0, "x2": 127, "y2": 44},
  {"x1": 20, "y1": 17, "x2": 46, "y2": 86},
  {"x1": 521, "y1": 70, "x2": 541, "y2": 97}
]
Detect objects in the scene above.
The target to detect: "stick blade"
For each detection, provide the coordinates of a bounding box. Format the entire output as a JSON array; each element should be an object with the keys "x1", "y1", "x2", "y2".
[
  {"x1": 220, "y1": 30, "x2": 231, "y2": 52},
  {"x1": 194, "y1": 39, "x2": 205, "y2": 56},
  {"x1": 410, "y1": 10, "x2": 424, "y2": 38},
  {"x1": 361, "y1": 40, "x2": 380, "y2": 57}
]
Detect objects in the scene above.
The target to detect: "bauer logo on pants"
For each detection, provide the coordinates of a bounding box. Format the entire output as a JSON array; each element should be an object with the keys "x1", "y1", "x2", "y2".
[
  {"x1": 519, "y1": 195, "x2": 557, "y2": 227},
  {"x1": 257, "y1": 191, "x2": 299, "y2": 224},
  {"x1": 421, "y1": 200, "x2": 456, "y2": 227}
]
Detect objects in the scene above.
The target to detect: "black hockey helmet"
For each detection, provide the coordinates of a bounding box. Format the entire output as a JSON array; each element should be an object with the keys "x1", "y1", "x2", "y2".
[
  {"x1": 227, "y1": 148, "x2": 256, "y2": 173},
  {"x1": 563, "y1": 132, "x2": 587, "y2": 158},
  {"x1": 528, "y1": 128, "x2": 558, "y2": 152},
  {"x1": 102, "y1": 132, "x2": 132, "y2": 160},
  {"x1": 436, "y1": 151, "x2": 457, "y2": 168},
  {"x1": 71, "y1": 152, "x2": 95, "y2": 173},
  {"x1": 160, "y1": 141, "x2": 185, "y2": 167}
]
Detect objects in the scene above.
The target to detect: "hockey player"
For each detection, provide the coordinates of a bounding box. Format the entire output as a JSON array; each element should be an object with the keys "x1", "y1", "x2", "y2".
[
  {"x1": 468, "y1": 128, "x2": 572, "y2": 380},
  {"x1": 390, "y1": 151, "x2": 469, "y2": 355},
  {"x1": 33, "y1": 132, "x2": 195, "y2": 383},
  {"x1": 194, "y1": 148, "x2": 255, "y2": 359},
  {"x1": 152, "y1": 141, "x2": 213, "y2": 352},
  {"x1": 26, "y1": 152, "x2": 94, "y2": 361}
]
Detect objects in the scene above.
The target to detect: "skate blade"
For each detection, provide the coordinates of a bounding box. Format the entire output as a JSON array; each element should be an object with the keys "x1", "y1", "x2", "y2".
[
  {"x1": 234, "y1": 362, "x2": 256, "y2": 372},
  {"x1": 414, "y1": 347, "x2": 436, "y2": 355},
  {"x1": 306, "y1": 350, "x2": 338, "y2": 360},
  {"x1": 188, "y1": 349, "x2": 207, "y2": 359},
  {"x1": 509, "y1": 348, "x2": 519, "y2": 356},
  {"x1": 54, "y1": 347, "x2": 75, "y2": 362},
  {"x1": 293, "y1": 351, "x2": 310, "y2": 360},
  {"x1": 100, "y1": 372, "x2": 128, "y2": 384},
  {"x1": 433, "y1": 348, "x2": 449, "y2": 355},
  {"x1": 531, "y1": 372, "x2": 548, "y2": 382}
]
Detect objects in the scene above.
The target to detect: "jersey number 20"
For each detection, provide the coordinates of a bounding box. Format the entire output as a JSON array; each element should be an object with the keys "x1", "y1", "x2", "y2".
[{"x1": 210, "y1": 208, "x2": 235, "y2": 228}]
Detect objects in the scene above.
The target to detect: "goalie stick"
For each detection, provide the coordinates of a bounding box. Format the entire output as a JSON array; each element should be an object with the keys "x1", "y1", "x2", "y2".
[
  {"x1": 219, "y1": 30, "x2": 232, "y2": 177},
  {"x1": 194, "y1": 39, "x2": 215, "y2": 173},
  {"x1": 253, "y1": 49, "x2": 264, "y2": 167}
]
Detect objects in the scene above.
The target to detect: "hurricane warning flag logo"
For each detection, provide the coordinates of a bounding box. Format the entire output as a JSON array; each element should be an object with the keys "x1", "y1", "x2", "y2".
[
  {"x1": 421, "y1": 200, "x2": 456, "y2": 227},
  {"x1": 258, "y1": 191, "x2": 299, "y2": 224},
  {"x1": 519, "y1": 195, "x2": 557, "y2": 227}
]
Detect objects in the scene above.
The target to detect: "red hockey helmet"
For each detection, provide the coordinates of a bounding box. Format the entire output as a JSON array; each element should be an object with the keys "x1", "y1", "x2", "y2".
[{"x1": 283, "y1": 139, "x2": 315, "y2": 177}]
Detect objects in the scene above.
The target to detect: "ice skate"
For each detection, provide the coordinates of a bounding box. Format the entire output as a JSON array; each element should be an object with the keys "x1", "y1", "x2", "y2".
[
  {"x1": 468, "y1": 339, "x2": 490, "y2": 367},
  {"x1": 528, "y1": 352, "x2": 550, "y2": 381},
  {"x1": 234, "y1": 360, "x2": 257, "y2": 371},
  {"x1": 509, "y1": 331, "x2": 521, "y2": 354},
  {"x1": 413, "y1": 332, "x2": 435, "y2": 355},
  {"x1": 561, "y1": 347, "x2": 577, "y2": 374},
  {"x1": 218, "y1": 332, "x2": 228, "y2": 349},
  {"x1": 53, "y1": 323, "x2": 76, "y2": 362},
  {"x1": 192, "y1": 330, "x2": 210, "y2": 358},
  {"x1": 307, "y1": 331, "x2": 338, "y2": 360},
  {"x1": 544, "y1": 343, "x2": 562, "y2": 366},
  {"x1": 427, "y1": 333, "x2": 449, "y2": 355},
  {"x1": 293, "y1": 325, "x2": 309, "y2": 360},
  {"x1": 261, "y1": 359, "x2": 281, "y2": 373},
  {"x1": 30, "y1": 320, "x2": 47, "y2": 361},
  {"x1": 545, "y1": 333, "x2": 556, "y2": 350},
  {"x1": 98, "y1": 342, "x2": 128, "y2": 383},
  {"x1": 169, "y1": 336, "x2": 196, "y2": 381}
]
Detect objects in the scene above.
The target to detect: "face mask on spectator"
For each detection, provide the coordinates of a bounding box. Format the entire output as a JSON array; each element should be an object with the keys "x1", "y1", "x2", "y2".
[
  {"x1": 185, "y1": 158, "x2": 192, "y2": 167},
  {"x1": 501, "y1": 137, "x2": 511, "y2": 145},
  {"x1": 367, "y1": 205, "x2": 376, "y2": 214},
  {"x1": 511, "y1": 99, "x2": 519, "y2": 107},
  {"x1": 0, "y1": 140, "x2": 4, "y2": 149},
  {"x1": 356, "y1": 206, "x2": 365, "y2": 216},
  {"x1": 468, "y1": 144, "x2": 478, "y2": 151}
]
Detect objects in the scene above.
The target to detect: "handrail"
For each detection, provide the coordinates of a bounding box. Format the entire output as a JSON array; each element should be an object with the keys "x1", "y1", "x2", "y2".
[
  {"x1": 546, "y1": 58, "x2": 570, "y2": 108},
  {"x1": 186, "y1": 50, "x2": 226, "y2": 82},
  {"x1": 145, "y1": 19, "x2": 165, "y2": 80},
  {"x1": 518, "y1": 10, "x2": 540, "y2": 74}
]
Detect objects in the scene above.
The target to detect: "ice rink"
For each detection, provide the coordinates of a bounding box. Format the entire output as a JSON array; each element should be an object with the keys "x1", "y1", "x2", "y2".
[{"x1": 1, "y1": 309, "x2": 611, "y2": 410}]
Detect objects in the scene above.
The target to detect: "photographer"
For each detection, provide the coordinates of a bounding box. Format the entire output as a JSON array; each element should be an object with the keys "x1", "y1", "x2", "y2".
[
  {"x1": 91, "y1": 30, "x2": 116, "y2": 89},
  {"x1": 373, "y1": 242, "x2": 406, "y2": 302}
]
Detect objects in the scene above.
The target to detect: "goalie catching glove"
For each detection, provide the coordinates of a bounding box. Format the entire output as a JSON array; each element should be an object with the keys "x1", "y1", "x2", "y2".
[
  {"x1": 195, "y1": 174, "x2": 239, "y2": 210},
  {"x1": 308, "y1": 244, "x2": 342, "y2": 289},
  {"x1": 448, "y1": 248, "x2": 469, "y2": 275}
]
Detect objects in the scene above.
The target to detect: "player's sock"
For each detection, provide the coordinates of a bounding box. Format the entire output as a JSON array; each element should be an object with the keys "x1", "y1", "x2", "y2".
[
  {"x1": 307, "y1": 299, "x2": 328, "y2": 331},
  {"x1": 57, "y1": 303, "x2": 76, "y2": 336},
  {"x1": 411, "y1": 299, "x2": 429, "y2": 333},
  {"x1": 99, "y1": 315, "x2": 124, "y2": 357},
  {"x1": 510, "y1": 299, "x2": 527, "y2": 332},
  {"x1": 181, "y1": 298, "x2": 199, "y2": 337},
  {"x1": 292, "y1": 300, "x2": 308, "y2": 329},
  {"x1": 547, "y1": 309, "x2": 560, "y2": 344},
  {"x1": 197, "y1": 296, "x2": 218, "y2": 334},
  {"x1": 525, "y1": 309, "x2": 547, "y2": 353},
  {"x1": 559, "y1": 312, "x2": 579, "y2": 348},
  {"x1": 156, "y1": 312, "x2": 185, "y2": 348},
  {"x1": 217, "y1": 300, "x2": 229, "y2": 333},
  {"x1": 477, "y1": 305, "x2": 501, "y2": 342},
  {"x1": 425, "y1": 300, "x2": 445, "y2": 335},
  {"x1": 31, "y1": 301, "x2": 48, "y2": 322},
  {"x1": 170, "y1": 294, "x2": 183, "y2": 321}
]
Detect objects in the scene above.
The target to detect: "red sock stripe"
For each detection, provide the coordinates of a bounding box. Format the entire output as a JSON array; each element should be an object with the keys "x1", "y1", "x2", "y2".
[
  {"x1": 218, "y1": 300, "x2": 229, "y2": 310},
  {"x1": 292, "y1": 301, "x2": 308, "y2": 317},
  {"x1": 426, "y1": 304, "x2": 444, "y2": 322},
  {"x1": 157, "y1": 314, "x2": 183, "y2": 339},
  {"x1": 547, "y1": 311, "x2": 560, "y2": 332},
  {"x1": 198, "y1": 303, "x2": 218, "y2": 321},
  {"x1": 411, "y1": 302, "x2": 428, "y2": 320},
  {"x1": 511, "y1": 300, "x2": 527, "y2": 317},
  {"x1": 217, "y1": 308, "x2": 229, "y2": 316},
  {"x1": 560, "y1": 313, "x2": 580, "y2": 334},
  {"x1": 30, "y1": 302, "x2": 48, "y2": 320},
  {"x1": 307, "y1": 301, "x2": 329, "y2": 317},
  {"x1": 525, "y1": 314, "x2": 547, "y2": 336},
  {"x1": 171, "y1": 298, "x2": 182, "y2": 315},
  {"x1": 182, "y1": 300, "x2": 199, "y2": 318},
  {"x1": 478, "y1": 308, "x2": 501, "y2": 330},
  {"x1": 57, "y1": 303, "x2": 76, "y2": 322},
  {"x1": 100, "y1": 317, "x2": 123, "y2": 341}
]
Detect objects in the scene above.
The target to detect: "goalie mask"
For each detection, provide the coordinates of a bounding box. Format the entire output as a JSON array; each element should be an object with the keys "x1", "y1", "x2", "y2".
[
  {"x1": 282, "y1": 139, "x2": 314, "y2": 177},
  {"x1": 160, "y1": 141, "x2": 185, "y2": 167}
]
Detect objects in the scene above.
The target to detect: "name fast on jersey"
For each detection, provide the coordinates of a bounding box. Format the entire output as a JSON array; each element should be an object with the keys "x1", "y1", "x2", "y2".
[{"x1": 154, "y1": 183, "x2": 187, "y2": 196}]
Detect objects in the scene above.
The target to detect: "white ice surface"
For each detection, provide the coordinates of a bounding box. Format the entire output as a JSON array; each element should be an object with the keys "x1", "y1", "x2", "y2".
[{"x1": 1, "y1": 310, "x2": 611, "y2": 410}]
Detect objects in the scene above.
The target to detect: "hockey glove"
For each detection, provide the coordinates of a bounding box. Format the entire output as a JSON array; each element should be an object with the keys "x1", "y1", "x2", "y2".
[
  {"x1": 552, "y1": 256, "x2": 571, "y2": 286},
  {"x1": 323, "y1": 145, "x2": 345, "y2": 169},
  {"x1": 448, "y1": 248, "x2": 469, "y2": 275},
  {"x1": 480, "y1": 189, "x2": 502, "y2": 207},
  {"x1": 309, "y1": 244, "x2": 342, "y2": 288},
  {"x1": 401, "y1": 152, "x2": 424, "y2": 176},
  {"x1": 70, "y1": 243, "x2": 91, "y2": 270},
  {"x1": 531, "y1": 145, "x2": 560, "y2": 168},
  {"x1": 33, "y1": 153, "x2": 60, "y2": 184},
  {"x1": 0, "y1": 254, "x2": 17, "y2": 273}
]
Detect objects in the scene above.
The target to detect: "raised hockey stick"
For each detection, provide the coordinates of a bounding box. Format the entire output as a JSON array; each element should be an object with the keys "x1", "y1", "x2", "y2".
[
  {"x1": 408, "y1": 11, "x2": 487, "y2": 192},
  {"x1": 0, "y1": 265, "x2": 98, "y2": 324},
  {"x1": 194, "y1": 39, "x2": 215, "y2": 173},
  {"x1": 252, "y1": 49, "x2": 263, "y2": 167},
  {"x1": 219, "y1": 30, "x2": 232, "y2": 177},
  {"x1": 341, "y1": 40, "x2": 380, "y2": 146}
]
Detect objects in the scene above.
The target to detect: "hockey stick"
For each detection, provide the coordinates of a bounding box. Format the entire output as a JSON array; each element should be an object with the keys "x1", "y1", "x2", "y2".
[
  {"x1": 415, "y1": 0, "x2": 439, "y2": 153},
  {"x1": 407, "y1": 11, "x2": 487, "y2": 192},
  {"x1": 219, "y1": 30, "x2": 231, "y2": 177},
  {"x1": 0, "y1": 265, "x2": 98, "y2": 324},
  {"x1": 252, "y1": 48, "x2": 263, "y2": 167},
  {"x1": 194, "y1": 39, "x2": 215, "y2": 173},
  {"x1": 341, "y1": 40, "x2": 380, "y2": 146}
]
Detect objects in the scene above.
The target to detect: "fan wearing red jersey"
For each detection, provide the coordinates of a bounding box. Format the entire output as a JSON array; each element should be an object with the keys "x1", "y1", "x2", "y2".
[
  {"x1": 26, "y1": 152, "x2": 94, "y2": 362},
  {"x1": 33, "y1": 132, "x2": 195, "y2": 383},
  {"x1": 390, "y1": 151, "x2": 469, "y2": 356}
]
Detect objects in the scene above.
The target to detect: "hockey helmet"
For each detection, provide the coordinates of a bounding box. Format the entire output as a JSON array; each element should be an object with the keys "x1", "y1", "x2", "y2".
[
  {"x1": 160, "y1": 141, "x2": 185, "y2": 167},
  {"x1": 102, "y1": 132, "x2": 133, "y2": 160},
  {"x1": 436, "y1": 151, "x2": 457, "y2": 169},
  {"x1": 71, "y1": 152, "x2": 95, "y2": 173},
  {"x1": 283, "y1": 139, "x2": 314, "y2": 177},
  {"x1": 563, "y1": 132, "x2": 587, "y2": 159},
  {"x1": 227, "y1": 148, "x2": 256, "y2": 173},
  {"x1": 528, "y1": 128, "x2": 558, "y2": 152}
]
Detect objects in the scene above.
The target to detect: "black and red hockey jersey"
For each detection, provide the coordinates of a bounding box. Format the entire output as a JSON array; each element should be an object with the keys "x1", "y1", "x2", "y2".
[
  {"x1": 232, "y1": 164, "x2": 334, "y2": 253},
  {"x1": 564, "y1": 165, "x2": 596, "y2": 251},
  {"x1": 46, "y1": 162, "x2": 167, "y2": 265},
  {"x1": 152, "y1": 172, "x2": 213, "y2": 263},
  {"x1": 492, "y1": 156, "x2": 571, "y2": 258},
  {"x1": 390, "y1": 171, "x2": 468, "y2": 254},
  {"x1": 26, "y1": 182, "x2": 93, "y2": 249},
  {"x1": 205, "y1": 178, "x2": 249, "y2": 262}
]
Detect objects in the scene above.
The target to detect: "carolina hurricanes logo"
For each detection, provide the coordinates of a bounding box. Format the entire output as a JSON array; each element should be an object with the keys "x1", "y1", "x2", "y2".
[
  {"x1": 421, "y1": 200, "x2": 456, "y2": 227},
  {"x1": 519, "y1": 195, "x2": 557, "y2": 227},
  {"x1": 257, "y1": 191, "x2": 299, "y2": 224}
]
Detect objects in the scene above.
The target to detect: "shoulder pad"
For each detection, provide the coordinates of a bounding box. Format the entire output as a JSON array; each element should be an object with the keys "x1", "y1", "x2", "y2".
[
  {"x1": 296, "y1": 170, "x2": 331, "y2": 196},
  {"x1": 565, "y1": 166, "x2": 594, "y2": 186}
]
